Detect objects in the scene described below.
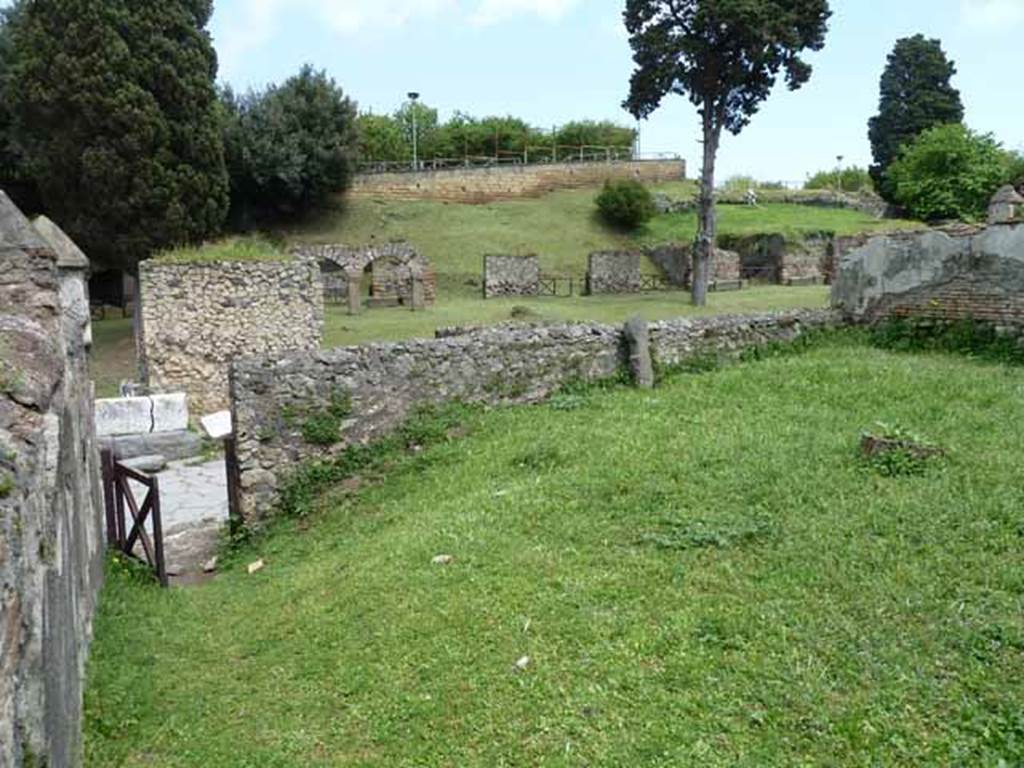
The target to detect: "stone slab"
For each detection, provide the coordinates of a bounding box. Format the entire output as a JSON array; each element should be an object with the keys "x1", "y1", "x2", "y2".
[
  {"x1": 200, "y1": 410, "x2": 233, "y2": 439},
  {"x1": 99, "y1": 430, "x2": 203, "y2": 461},
  {"x1": 95, "y1": 393, "x2": 189, "y2": 437}
]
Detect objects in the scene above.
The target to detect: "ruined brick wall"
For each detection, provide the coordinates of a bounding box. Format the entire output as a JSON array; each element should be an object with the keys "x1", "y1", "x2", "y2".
[
  {"x1": 833, "y1": 224, "x2": 1024, "y2": 325},
  {"x1": 0, "y1": 194, "x2": 105, "y2": 767},
  {"x1": 229, "y1": 310, "x2": 837, "y2": 525},
  {"x1": 586, "y1": 251, "x2": 642, "y2": 294},
  {"x1": 138, "y1": 259, "x2": 323, "y2": 414},
  {"x1": 292, "y1": 242, "x2": 436, "y2": 307},
  {"x1": 483, "y1": 255, "x2": 541, "y2": 298},
  {"x1": 349, "y1": 159, "x2": 685, "y2": 203}
]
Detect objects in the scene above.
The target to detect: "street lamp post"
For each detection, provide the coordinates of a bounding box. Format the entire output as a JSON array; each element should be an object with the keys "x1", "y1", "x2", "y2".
[
  {"x1": 407, "y1": 92, "x2": 420, "y2": 171},
  {"x1": 835, "y1": 154, "x2": 844, "y2": 196}
]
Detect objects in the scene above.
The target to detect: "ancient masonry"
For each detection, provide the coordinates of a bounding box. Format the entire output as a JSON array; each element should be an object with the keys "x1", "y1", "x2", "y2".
[
  {"x1": 586, "y1": 251, "x2": 642, "y2": 294},
  {"x1": 834, "y1": 184, "x2": 1024, "y2": 325},
  {"x1": 137, "y1": 258, "x2": 324, "y2": 415},
  {"x1": 0, "y1": 194, "x2": 105, "y2": 767},
  {"x1": 229, "y1": 309, "x2": 837, "y2": 524},
  {"x1": 833, "y1": 216, "x2": 1024, "y2": 327},
  {"x1": 292, "y1": 242, "x2": 436, "y2": 313},
  {"x1": 349, "y1": 159, "x2": 685, "y2": 203},
  {"x1": 483, "y1": 255, "x2": 541, "y2": 298}
]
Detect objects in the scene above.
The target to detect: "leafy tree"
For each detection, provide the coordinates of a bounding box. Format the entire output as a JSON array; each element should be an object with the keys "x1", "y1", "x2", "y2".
[
  {"x1": 868, "y1": 35, "x2": 964, "y2": 201},
  {"x1": 9, "y1": 0, "x2": 228, "y2": 270},
  {"x1": 356, "y1": 113, "x2": 406, "y2": 167},
  {"x1": 887, "y1": 124, "x2": 1010, "y2": 222},
  {"x1": 623, "y1": 0, "x2": 831, "y2": 305},
  {"x1": 224, "y1": 65, "x2": 358, "y2": 222},
  {"x1": 0, "y1": 1, "x2": 37, "y2": 212},
  {"x1": 805, "y1": 166, "x2": 873, "y2": 193},
  {"x1": 595, "y1": 179, "x2": 656, "y2": 229}
]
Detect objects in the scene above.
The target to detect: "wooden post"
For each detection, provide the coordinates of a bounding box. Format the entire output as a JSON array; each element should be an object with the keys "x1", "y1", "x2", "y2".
[
  {"x1": 101, "y1": 449, "x2": 117, "y2": 547},
  {"x1": 150, "y1": 476, "x2": 168, "y2": 588}
]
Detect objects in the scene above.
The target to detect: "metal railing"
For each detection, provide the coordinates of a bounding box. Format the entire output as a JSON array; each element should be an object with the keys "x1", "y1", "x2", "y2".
[{"x1": 358, "y1": 150, "x2": 681, "y2": 175}]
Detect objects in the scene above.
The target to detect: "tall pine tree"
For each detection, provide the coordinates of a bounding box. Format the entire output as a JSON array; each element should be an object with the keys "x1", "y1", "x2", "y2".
[
  {"x1": 868, "y1": 35, "x2": 963, "y2": 201},
  {"x1": 9, "y1": 0, "x2": 228, "y2": 270}
]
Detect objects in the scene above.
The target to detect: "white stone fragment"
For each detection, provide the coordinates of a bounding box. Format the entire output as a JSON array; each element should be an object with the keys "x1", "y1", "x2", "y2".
[
  {"x1": 201, "y1": 410, "x2": 233, "y2": 440},
  {"x1": 95, "y1": 393, "x2": 189, "y2": 437},
  {"x1": 431, "y1": 554, "x2": 454, "y2": 566},
  {"x1": 514, "y1": 656, "x2": 531, "y2": 672},
  {"x1": 247, "y1": 559, "x2": 265, "y2": 575}
]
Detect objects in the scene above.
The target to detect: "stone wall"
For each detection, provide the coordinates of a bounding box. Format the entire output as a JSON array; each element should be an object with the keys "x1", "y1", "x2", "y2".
[
  {"x1": 483, "y1": 255, "x2": 541, "y2": 298},
  {"x1": 586, "y1": 251, "x2": 642, "y2": 294},
  {"x1": 349, "y1": 159, "x2": 685, "y2": 203},
  {"x1": 292, "y1": 242, "x2": 436, "y2": 308},
  {"x1": 230, "y1": 309, "x2": 836, "y2": 524},
  {"x1": 833, "y1": 223, "x2": 1024, "y2": 324},
  {"x1": 138, "y1": 259, "x2": 324, "y2": 415},
  {"x1": 0, "y1": 194, "x2": 105, "y2": 767}
]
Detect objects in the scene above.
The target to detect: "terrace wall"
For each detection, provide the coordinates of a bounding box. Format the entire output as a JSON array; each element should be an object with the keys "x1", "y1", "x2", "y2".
[
  {"x1": 833, "y1": 223, "x2": 1024, "y2": 325},
  {"x1": 230, "y1": 309, "x2": 837, "y2": 524},
  {"x1": 138, "y1": 260, "x2": 323, "y2": 415},
  {"x1": 349, "y1": 159, "x2": 685, "y2": 203},
  {"x1": 0, "y1": 193, "x2": 105, "y2": 767}
]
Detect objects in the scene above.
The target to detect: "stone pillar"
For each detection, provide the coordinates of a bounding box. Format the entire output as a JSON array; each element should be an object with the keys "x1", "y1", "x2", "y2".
[
  {"x1": 624, "y1": 315, "x2": 655, "y2": 389},
  {"x1": 410, "y1": 274, "x2": 426, "y2": 311},
  {"x1": 345, "y1": 270, "x2": 362, "y2": 315}
]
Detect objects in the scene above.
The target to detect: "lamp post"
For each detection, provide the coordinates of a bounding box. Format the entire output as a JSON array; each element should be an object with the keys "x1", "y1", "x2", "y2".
[
  {"x1": 407, "y1": 92, "x2": 420, "y2": 171},
  {"x1": 835, "y1": 154, "x2": 844, "y2": 196}
]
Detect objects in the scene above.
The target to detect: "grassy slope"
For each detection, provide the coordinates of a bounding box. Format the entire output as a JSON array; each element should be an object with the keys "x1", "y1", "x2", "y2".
[
  {"x1": 90, "y1": 317, "x2": 135, "y2": 398},
  {"x1": 286, "y1": 182, "x2": 916, "y2": 277},
  {"x1": 85, "y1": 339, "x2": 1024, "y2": 766}
]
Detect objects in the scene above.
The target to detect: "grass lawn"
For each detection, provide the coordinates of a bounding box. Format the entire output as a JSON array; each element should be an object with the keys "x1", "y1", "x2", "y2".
[
  {"x1": 90, "y1": 316, "x2": 135, "y2": 398},
  {"x1": 84, "y1": 337, "x2": 1024, "y2": 766}
]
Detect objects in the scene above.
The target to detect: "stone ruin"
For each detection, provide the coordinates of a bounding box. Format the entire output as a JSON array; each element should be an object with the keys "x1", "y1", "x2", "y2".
[
  {"x1": 293, "y1": 241, "x2": 436, "y2": 314},
  {"x1": 1, "y1": 192, "x2": 105, "y2": 767},
  {"x1": 483, "y1": 254, "x2": 541, "y2": 298},
  {"x1": 989, "y1": 185, "x2": 1023, "y2": 225},
  {"x1": 586, "y1": 251, "x2": 642, "y2": 294}
]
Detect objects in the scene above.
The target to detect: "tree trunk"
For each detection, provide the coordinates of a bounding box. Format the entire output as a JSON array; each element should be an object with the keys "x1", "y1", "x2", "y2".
[{"x1": 693, "y1": 111, "x2": 721, "y2": 307}]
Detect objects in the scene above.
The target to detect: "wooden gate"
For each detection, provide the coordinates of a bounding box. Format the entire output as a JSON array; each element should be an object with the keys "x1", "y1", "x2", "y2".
[{"x1": 101, "y1": 450, "x2": 168, "y2": 587}]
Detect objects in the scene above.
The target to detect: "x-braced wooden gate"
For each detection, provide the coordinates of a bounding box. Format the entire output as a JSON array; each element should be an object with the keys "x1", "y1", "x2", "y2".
[{"x1": 101, "y1": 450, "x2": 168, "y2": 587}]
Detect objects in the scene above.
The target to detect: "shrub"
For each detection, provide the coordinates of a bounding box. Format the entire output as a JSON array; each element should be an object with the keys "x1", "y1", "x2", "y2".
[
  {"x1": 887, "y1": 124, "x2": 1008, "y2": 222},
  {"x1": 805, "y1": 167, "x2": 873, "y2": 193},
  {"x1": 596, "y1": 179, "x2": 656, "y2": 229}
]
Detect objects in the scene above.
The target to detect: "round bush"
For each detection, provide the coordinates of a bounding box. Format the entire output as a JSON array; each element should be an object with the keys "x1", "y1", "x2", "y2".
[{"x1": 596, "y1": 180, "x2": 656, "y2": 229}]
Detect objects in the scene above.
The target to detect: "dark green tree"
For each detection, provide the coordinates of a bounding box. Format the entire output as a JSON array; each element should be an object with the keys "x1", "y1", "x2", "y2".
[
  {"x1": 867, "y1": 35, "x2": 964, "y2": 201},
  {"x1": 223, "y1": 65, "x2": 358, "y2": 222},
  {"x1": 623, "y1": 0, "x2": 831, "y2": 305},
  {"x1": 0, "y1": 1, "x2": 40, "y2": 212},
  {"x1": 9, "y1": 0, "x2": 228, "y2": 270}
]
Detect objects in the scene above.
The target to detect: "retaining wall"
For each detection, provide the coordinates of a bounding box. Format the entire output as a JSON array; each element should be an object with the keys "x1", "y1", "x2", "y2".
[
  {"x1": 138, "y1": 259, "x2": 324, "y2": 415},
  {"x1": 0, "y1": 193, "x2": 104, "y2": 767},
  {"x1": 230, "y1": 309, "x2": 837, "y2": 524},
  {"x1": 833, "y1": 223, "x2": 1024, "y2": 324},
  {"x1": 349, "y1": 159, "x2": 685, "y2": 203}
]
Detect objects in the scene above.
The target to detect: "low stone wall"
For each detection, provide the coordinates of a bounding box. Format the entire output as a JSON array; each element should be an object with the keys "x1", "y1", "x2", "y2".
[
  {"x1": 0, "y1": 193, "x2": 105, "y2": 767},
  {"x1": 833, "y1": 223, "x2": 1024, "y2": 324},
  {"x1": 138, "y1": 259, "x2": 324, "y2": 414},
  {"x1": 349, "y1": 159, "x2": 685, "y2": 203},
  {"x1": 587, "y1": 251, "x2": 642, "y2": 294},
  {"x1": 483, "y1": 255, "x2": 541, "y2": 298},
  {"x1": 230, "y1": 309, "x2": 837, "y2": 524}
]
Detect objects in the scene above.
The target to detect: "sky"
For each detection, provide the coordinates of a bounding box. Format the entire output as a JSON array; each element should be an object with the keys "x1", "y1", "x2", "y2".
[{"x1": 5, "y1": 0, "x2": 1021, "y2": 182}]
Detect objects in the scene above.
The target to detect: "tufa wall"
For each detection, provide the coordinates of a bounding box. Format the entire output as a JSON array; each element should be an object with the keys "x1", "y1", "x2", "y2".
[
  {"x1": 586, "y1": 251, "x2": 642, "y2": 294},
  {"x1": 229, "y1": 309, "x2": 837, "y2": 524},
  {"x1": 138, "y1": 259, "x2": 324, "y2": 415},
  {"x1": 293, "y1": 242, "x2": 436, "y2": 308},
  {"x1": 349, "y1": 159, "x2": 685, "y2": 203},
  {"x1": 483, "y1": 255, "x2": 541, "y2": 298},
  {"x1": 832, "y1": 223, "x2": 1024, "y2": 325},
  {"x1": 0, "y1": 194, "x2": 105, "y2": 767}
]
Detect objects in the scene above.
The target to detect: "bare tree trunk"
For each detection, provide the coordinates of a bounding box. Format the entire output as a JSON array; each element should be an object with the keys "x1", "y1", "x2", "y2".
[{"x1": 693, "y1": 110, "x2": 721, "y2": 307}]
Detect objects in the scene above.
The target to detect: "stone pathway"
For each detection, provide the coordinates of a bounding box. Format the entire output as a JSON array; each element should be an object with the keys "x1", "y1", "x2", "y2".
[{"x1": 125, "y1": 457, "x2": 228, "y2": 580}]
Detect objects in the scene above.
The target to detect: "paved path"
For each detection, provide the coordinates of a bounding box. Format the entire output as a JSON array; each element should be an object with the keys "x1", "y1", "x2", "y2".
[{"x1": 125, "y1": 457, "x2": 229, "y2": 579}]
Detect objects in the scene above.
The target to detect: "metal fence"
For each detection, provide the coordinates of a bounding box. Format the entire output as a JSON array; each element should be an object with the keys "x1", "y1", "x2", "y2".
[{"x1": 358, "y1": 150, "x2": 682, "y2": 175}]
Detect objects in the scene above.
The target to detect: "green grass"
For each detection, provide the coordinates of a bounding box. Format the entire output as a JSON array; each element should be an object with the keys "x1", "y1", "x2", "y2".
[
  {"x1": 323, "y1": 285, "x2": 828, "y2": 346},
  {"x1": 84, "y1": 337, "x2": 1024, "y2": 766},
  {"x1": 153, "y1": 237, "x2": 287, "y2": 265},
  {"x1": 286, "y1": 185, "x2": 916, "y2": 278},
  {"x1": 639, "y1": 203, "x2": 921, "y2": 245},
  {"x1": 90, "y1": 317, "x2": 135, "y2": 398}
]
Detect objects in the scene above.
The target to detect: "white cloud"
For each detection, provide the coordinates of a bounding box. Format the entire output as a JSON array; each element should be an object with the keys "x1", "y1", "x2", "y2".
[
  {"x1": 960, "y1": 0, "x2": 1024, "y2": 27},
  {"x1": 217, "y1": 0, "x2": 581, "y2": 73}
]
